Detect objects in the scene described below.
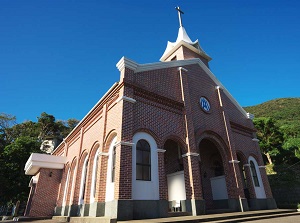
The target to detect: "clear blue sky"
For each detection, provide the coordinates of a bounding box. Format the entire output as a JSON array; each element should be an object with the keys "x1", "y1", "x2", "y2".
[{"x1": 1, "y1": 0, "x2": 300, "y2": 123}]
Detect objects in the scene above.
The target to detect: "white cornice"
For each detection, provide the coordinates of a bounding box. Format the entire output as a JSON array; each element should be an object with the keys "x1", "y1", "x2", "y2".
[
  {"x1": 116, "y1": 96, "x2": 137, "y2": 104},
  {"x1": 115, "y1": 141, "x2": 135, "y2": 147},
  {"x1": 116, "y1": 56, "x2": 139, "y2": 72},
  {"x1": 247, "y1": 113, "x2": 255, "y2": 120},
  {"x1": 116, "y1": 57, "x2": 249, "y2": 119},
  {"x1": 24, "y1": 153, "x2": 67, "y2": 176},
  {"x1": 178, "y1": 67, "x2": 188, "y2": 72},
  {"x1": 182, "y1": 152, "x2": 199, "y2": 158},
  {"x1": 229, "y1": 160, "x2": 240, "y2": 164},
  {"x1": 98, "y1": 152, "x2": 109, "y2": 156},
  {"x1": 157, "y1": 148, "x2": 166, "y2": 153},
  {"x1": 52, "y1": 82, "x2": 119, "y2": 155},
  {"x1": 160, "y1": 40, "x2": 212, "y2": 62}
]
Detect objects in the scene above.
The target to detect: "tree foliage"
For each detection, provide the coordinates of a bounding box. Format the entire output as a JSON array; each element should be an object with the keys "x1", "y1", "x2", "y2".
[
  {"x1": 245, "y1": 98, "x2": 300, "y2": 165},
  {"x1": 253, "y1": 117, "x2": 284, "y2": 164},
  {"x1": 0, "y1": 112, "x2": 79, "y2": 205}
]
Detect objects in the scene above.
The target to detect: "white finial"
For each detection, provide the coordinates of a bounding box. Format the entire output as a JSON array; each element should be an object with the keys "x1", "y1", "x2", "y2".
[{"x1": 175, "y1": 6, "x2": 184, "y2": 27}]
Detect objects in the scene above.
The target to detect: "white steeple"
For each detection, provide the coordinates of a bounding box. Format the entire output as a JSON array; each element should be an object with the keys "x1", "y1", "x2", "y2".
[{"x1": 160, "y1": 7, "x2": 211, "y2": 62}]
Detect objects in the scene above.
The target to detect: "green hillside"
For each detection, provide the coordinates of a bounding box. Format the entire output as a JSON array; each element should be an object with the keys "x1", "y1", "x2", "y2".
[
  {"x1": 244, "y1": 98, "x2": 300, "y2": 136},
  {"x1": 245, "y1": 98, "x2": 300, "y2": 208}
]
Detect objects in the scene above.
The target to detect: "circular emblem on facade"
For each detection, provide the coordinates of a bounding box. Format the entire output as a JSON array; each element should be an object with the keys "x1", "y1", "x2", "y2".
[{"x1": 200, "y1": 97, "x2": 211, "y2": 113}]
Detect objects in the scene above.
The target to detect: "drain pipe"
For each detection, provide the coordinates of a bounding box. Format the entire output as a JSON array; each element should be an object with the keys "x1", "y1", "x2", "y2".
[{"x1": 215, "y1": 86, "x2": 244, "y2": 212}]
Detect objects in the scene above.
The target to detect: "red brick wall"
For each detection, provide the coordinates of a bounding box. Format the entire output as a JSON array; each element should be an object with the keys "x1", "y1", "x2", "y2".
[
  {"x1": 28, "y1": 169, "x2": 62, "y2": 216},
  {"x1": 31, "y1": 45, "x2": 274, "y2": 217}
]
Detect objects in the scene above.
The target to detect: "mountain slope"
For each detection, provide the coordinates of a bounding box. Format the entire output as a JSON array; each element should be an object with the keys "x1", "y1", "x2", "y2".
[{"x1": 244, "y1": 98, "x2": 300, "y2": 135}]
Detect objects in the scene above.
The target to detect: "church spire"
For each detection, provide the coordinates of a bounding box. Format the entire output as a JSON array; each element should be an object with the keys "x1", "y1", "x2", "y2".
[
  {"x1": 175, "y1": 6, "x2": 184, "y2": 27},
  {"x1": 160, "y1": 7, "x2": 212, "y2": 63}
]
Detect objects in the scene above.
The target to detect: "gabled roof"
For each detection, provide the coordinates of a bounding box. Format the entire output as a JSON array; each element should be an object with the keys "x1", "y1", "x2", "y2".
[{"x1": 117, "y1": 56, "x2": 250, "y2": 119}]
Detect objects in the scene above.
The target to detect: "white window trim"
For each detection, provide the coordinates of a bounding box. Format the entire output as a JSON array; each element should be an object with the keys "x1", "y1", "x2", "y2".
[
  {"x1": 78, "y1": 156, "x2": 88, "y2": 205},
  {"x1": 62, "y1": 167, "x2": 70, "y2": 206},
  {"x1": 90, "y1": 149, "x2": 99, "y2": 203},
  {"x1": 248, "y1": 156, "x2": 266, "y2": 198},
  {"x1": 105, "y1": 137, "x2": 117, "y2": 202},
  {"x1": 132, "y1": 132, "x2": 159, "y2": 200}
]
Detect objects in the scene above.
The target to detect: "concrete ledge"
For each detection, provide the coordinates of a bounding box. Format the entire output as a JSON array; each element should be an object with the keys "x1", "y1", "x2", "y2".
[
  {"x1": 12, "y1": 216, "x2": 52, "y2": 222},
  {"x1": 52, "y1": 216, "x2": 70, "y2": 222},
  {"x1": 69, "y1": 217, "x2": 116, "y2": 223}
]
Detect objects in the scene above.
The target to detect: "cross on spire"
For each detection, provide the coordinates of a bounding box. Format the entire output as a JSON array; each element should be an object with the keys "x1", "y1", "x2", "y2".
[{"x1": 175, "y1": 6, "x2": 184, "y2": 27}]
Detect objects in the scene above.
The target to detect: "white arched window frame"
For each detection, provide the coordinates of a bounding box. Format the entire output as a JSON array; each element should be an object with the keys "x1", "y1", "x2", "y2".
[
  {"x1": 62, "y1": 167, "x2": 70, "y2": 206},
  {"x1": 132, "y1": 132, "x2": 159, "y2": 200},
  {"x1": 90, "y1": 149, "x2": 99, "y2": 203},
  {"x1": 78, "y1": 156, "x2": 88, "y2": 205},
  {"x1": 248, "y1": 156, "x2": 266, "y2": 199},
  {"x1": 105, "y1": 136, "x2": 117, "y2": 202},
  {"x1": 68, "y1": 163, "x2": 77, "y2": 206}
]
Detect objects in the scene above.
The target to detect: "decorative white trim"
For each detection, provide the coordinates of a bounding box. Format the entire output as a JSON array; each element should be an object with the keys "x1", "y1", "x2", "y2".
[
  {"x1": 243, "y1": 164, "x2": 251, "y2": 167},
  {"x1": 259, "y1": 166, "x2": 266, "y2": 169},
  {"x1": 160, "y1": 39, "x2": 212, "y2": 62},
  {"x1": 115, "y1": 141, "x2": 135, "y2": 147},
  {"x1": 178, "y1": 67, "x2": 188, "y2": 72},
  {"x1": 116, "y1": 96, "x2": 137, "y2": 104},
  {"x1": 157, "y1": 148, "x2": 166, "y2": 153},
  {"x1": 115, "y1": 57, "x2": 249, "y2": 119},
  {"x1": 78, "y1": 156, "x2": 88, "y2": 205},
  {"x1": 24, "y1": 153, "x2": 67, "y2": 175},
  {"x1": 182, "y1": 152, "x2": 199, "y2": 158},
  {"x1": 252, "y1": 138, "x2": 260, "y2": 142},
  {"x1": 116, "y1": 56, "x2": 139, "y2": 72},
  {"x1": 28, "y1": 176, "x2": 38, "y2": 187},
  {"x1": 105, "y1": 137, "x2": 117, "y2": 202},
  {"x1": 247, "y1": 113, "x2": 255, "y2": 120},
  {"x1": 52, "y1": 82, "x2": 119, "y2": 155},
  {"x1": 132, "y1": 132, "x2": 159, "y2": 200},
  {"x1": 229, "y1": 160, "x2": 240, "y2": 164},
  {"x1": 98, "y1": 152, "x2": 109, "y2": 156}
]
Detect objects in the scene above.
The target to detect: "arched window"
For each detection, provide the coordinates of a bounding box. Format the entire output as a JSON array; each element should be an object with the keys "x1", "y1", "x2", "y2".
[
  {"x1": 111, "y1": 146, "x2": 116, "y2": 182},
  {"x1": 136, "y1": 139, "x2": 151, "y2": 181},
  {"x1": 90, "y1": 151, "x2": 99, "y2": 203},
  {"x1": 105, "y1": 136, "x2": 117, "y2": 202},
  {"x1": 250, "y1": 161, "x2": 260, "y2": 187},
  {"x1": 62, "y1": 167, "x2": 70, "y2": 206},
  {"x1": 78, "y1": 156, "x2": 88, "y2": 204}
]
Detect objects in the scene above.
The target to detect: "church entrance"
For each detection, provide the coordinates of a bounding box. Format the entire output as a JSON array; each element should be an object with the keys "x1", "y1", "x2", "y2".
[
  {"x1": 199, "y1": 138, "x2": 228, "y2": 210},
  {"x1": 164, "y1": 139, "x2": 186, "y2": 212}
]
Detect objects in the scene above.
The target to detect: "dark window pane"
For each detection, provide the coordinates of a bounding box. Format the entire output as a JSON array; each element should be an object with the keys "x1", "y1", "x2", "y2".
[
  {"x1": 136, "y1": 150, "x2": 143, "y2": 164},
  {"x1": 250, "y1": 161, "x2": 260, "y2": 187},
  {"x1": 136, "y1": 164, "x2": 143, "y2": 180},
  {"x1": 136, "y1": 139, "x2": 151, "y2": 181},
  {"x1": 143, "y1": 151, "x2": 150, "y2": 164},
  {"x1": 112, "y1": 146, "x2": 116, "y2": 182},
  {"x1": 143, "y1": 166, "x2": 151, "y2": 180}
]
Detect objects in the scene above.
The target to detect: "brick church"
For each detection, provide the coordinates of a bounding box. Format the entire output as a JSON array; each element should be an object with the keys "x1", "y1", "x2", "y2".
[{"x1": 24, "y1": 7, "x2": 276, "y2": 221}]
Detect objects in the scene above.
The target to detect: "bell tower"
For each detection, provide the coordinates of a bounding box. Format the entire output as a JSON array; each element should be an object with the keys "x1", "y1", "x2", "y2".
[{"x1": 160, "y1": 7, "x2": 212, "y2": 67}]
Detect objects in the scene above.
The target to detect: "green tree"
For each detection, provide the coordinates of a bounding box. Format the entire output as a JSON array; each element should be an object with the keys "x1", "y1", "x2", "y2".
[
  {"x1": 254, "y1": 117, "x2": 284, "y2": 164},
  {"x1": 0, "y1": 112, "x2": 79, "y2": 204},
  {"x1": 37, "y1": 112, "x2": 60, "y2": 140},
  {"x1": 0, "y1": 113, "x2": 16, "y2": 150},
  {"x1": 283, "y1": 138, "x2": 300, "y2": 159},
  {"x1": 1, "y1": 136, "x2": 40, "y2": 204}
]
